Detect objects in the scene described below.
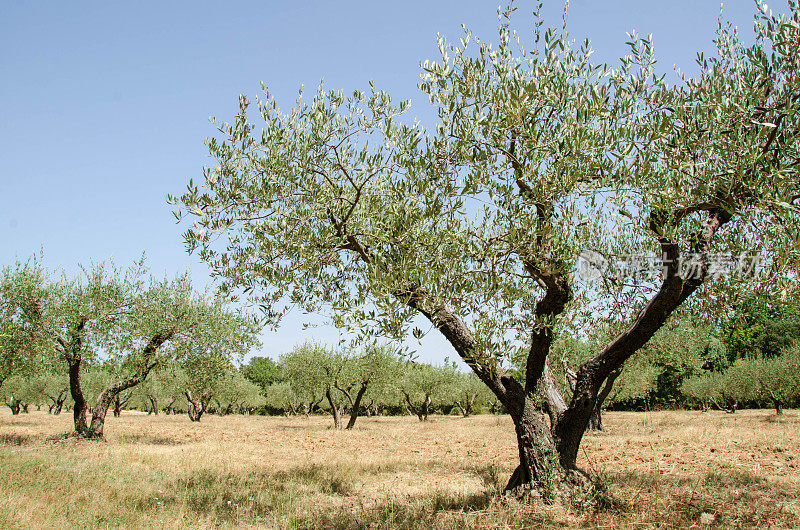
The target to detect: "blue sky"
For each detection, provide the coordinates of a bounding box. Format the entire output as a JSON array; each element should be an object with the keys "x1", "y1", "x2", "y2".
[{"x1": 0, "y1": 1, "x2": 767, "y2": 364}]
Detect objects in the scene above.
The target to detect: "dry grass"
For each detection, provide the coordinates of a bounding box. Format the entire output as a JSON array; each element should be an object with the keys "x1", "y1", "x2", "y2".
[{"x1": 0, "y1": 409, "x2": 798, "y2": 529}]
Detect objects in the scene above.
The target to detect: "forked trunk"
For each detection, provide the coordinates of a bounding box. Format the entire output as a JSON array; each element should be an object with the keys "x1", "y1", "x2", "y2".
[
  {"x1": 6, "y1": 395, "x2": 21, "y2": 415},
  {"x1": 49, "y1": 392, "x2": 66, "y2": 415},
  {"x1": 345, "y1": 382, "x2": 369, "y2": 430},
  {"x1": 186, "y1": 390, "x2": 205, "y2": 422},
  {"x1": 402, "y1": 391, "x2": 431, "y2": 421},
  {"x1": 325, "y1": 388, "x2": 342, "y2": 429},
  {"x1": 504, "y1": 397, "x2": 565, "y2": 497}
]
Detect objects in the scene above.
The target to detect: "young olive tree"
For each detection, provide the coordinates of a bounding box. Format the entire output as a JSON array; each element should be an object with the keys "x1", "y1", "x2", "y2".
[
  {"x1": 335, "y1": 345, "x2": 402, "y2": 428},
  {"x1": 265, "y1": 381, "x2": 301, "y2": 415},
  {"x1": 452, "y1": 372, "x2": 492, "y2": 417},
  {"x1": 0, "y1": 260, "x2": 53, "y2": 389},
  {"x1": 752, "y1": 345, "x2": 800, "y2": 414},
  {"x1": 181, "y1": 319, "x2": 259, "y2": 422},
  {"x1": 1, "y1": 376, "x2": 37, "y2": 414},
  {"x1": 32, "y1": 371, "x2": 70, "y2": 414},
  {"x1": 172, "y1": 2, "x2": 800, "y2": 497},
  {"x1": 280, "y1": 343, "x2": 351, "y2": 429},
  {"x1": 399, "y1": 362, "x2": 459, "y2": 421},
  {"x1": 213, "y1": 371, "x2": 264, "y2": 415},
  {"x1": 5, "y1": 257, "x2": 257, "y2": 437}
]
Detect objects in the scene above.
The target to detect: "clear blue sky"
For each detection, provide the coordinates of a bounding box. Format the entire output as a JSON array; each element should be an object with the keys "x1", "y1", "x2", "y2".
[{"x1": 0, "y1": 1, "x2": 767, "y2": 364}]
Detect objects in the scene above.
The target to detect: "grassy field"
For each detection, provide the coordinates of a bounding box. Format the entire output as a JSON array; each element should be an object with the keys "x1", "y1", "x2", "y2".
[{"x1": 0, "y1": 409, "x2": 798, "y2": 529}]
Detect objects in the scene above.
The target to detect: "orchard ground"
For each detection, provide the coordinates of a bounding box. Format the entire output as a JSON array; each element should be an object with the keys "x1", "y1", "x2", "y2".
[{"x1": 1, "y1": 409, "x2": 798, "y2": 528}]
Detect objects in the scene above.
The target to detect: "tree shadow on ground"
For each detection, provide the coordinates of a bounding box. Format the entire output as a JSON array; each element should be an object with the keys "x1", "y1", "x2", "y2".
[
  {"x1": 132, "y1": 462, "x2": 499, "y2": 527},
  {"x1": 0, "y1": 433, "x2": 32, "y2": 446},
  {"x1": 118, "y1": 433, "x2": 187, "y2": 446}
]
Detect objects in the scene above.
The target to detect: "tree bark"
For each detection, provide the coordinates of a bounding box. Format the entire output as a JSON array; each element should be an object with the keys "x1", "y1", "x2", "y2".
[
  {"x1": 67, "y1": 356, "x2": 89, "y2": 436},
  {"x1": 345, "y1": 382, "x2": 368, "y2": 429},
  {"x1": 6, "y1": 395, "x2": 21, "y2": 415},
  {"x1": 113, "y1": 394, "x2": 122, "y2": 417},
  {"x1": 326, "y1": 387, "x2": 342, "y2": 429},
  {"x1": 504, "y1": 393, "x2": 579, "y2": 499},
  {"x1": 186, "y1": 390, "x2": 205, "y2": 422}
]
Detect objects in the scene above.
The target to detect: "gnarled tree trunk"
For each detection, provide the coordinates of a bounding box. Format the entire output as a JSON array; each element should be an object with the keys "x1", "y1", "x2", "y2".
[
  {"x1": 5, "y1": 395, "x2": 21, "y2": 415},
  {"x1": 325, "y1": 387, "x2": 343, "y2": 429},
  {"x1": 334, "y1": 379, "x2": 369, "y2": 430},
  {"x1": 185, "y1": 390, "x2": 206, "y2": 422},
  {"x1": 401, "y1": 391, "x2": 431, "y2": 421}
]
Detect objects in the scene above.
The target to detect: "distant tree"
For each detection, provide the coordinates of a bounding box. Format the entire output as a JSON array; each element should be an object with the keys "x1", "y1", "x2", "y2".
[
  {"x1": 4, "y1": 257, "x2": 258, "y2": 437},
  {"x1": 716, "y1": 344, "x2": 800, "y2": 415},
  {"x1": 452, "y1": 373, "x2": 492, "y2": 417},
  {"x1": 241, "y1": 356, "x2": 282, "y2": 395},
  {"x1": 681, "y1": 372, "x2": 719, "y2": 411},
  {"x1": 335, "y1": 345, "x2": 401, "y2": 429},
  {"x1": 399, "y1": 362, "x2": 459, "y2": 421},
  {"x1": 213, "y1": 371, "x2": 264, "y2": 415},
  {"x1": 683, "y1": 362, "x2": 755, "y2": 414},
  {"x1": 33, "y1": 372, "x2": 69, "y2": 415},
  {"x1": 281, "y1": 343, "x2": 350, "y2": 429},
  {"x1": 183, "y1": 357, "x2": 235, "y2": 422},
  {"x1": 751, "y1": 345, "x2": 800, "y2": 414},
  {"x1": 264, "y1": 381, "x2": 301, "y2": 416},
  {"x1": 720, "y1": 294, "x2": 800, "y2": 361},
  {"x1": 1, "y1": 376, "x2": 38, "y2": 414},
  {"x1": 134, "y1": 368, "x2": 169, "y2": 414}
]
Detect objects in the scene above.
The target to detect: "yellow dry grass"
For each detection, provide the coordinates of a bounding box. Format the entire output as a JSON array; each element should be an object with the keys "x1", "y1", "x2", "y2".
[{"x1": 0, "y1": 408, "x2": 798, "y2": 529}]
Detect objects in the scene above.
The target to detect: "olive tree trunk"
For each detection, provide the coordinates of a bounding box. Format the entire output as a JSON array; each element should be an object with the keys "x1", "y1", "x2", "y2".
[
  {"x1": 325, "y1": 387, "x2": 343, "y2": 429},
  {"x1": 185, "y1": 390, "x2": 207, "y2": 422},
  {"x1": 5, "y1": 395, "x2": 21, "y2": 415}
]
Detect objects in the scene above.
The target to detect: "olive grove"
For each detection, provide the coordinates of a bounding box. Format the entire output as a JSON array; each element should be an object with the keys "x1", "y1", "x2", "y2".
[{"x1": 1, "y1": 257, "x2": 259, "y2": 437}]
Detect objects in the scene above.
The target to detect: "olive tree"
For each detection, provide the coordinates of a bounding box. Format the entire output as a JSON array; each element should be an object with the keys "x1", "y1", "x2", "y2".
[
  {"x1": 265, "y1": 381, "x2": 301, "y2": 415},
  {"x1": 452, "y1": 372, "x2": 492, "y2": 417},
  {"x1": 0, "y1": 260, "x2": 52, "y2": 388},
  {"x1": 710, "y1": 344, "x2": 800, "y2": 414},
  {"x1": 398, "y1": 362, "x2": 459, "y2": 421},
  {"x1": 182, "y1": 335, "x2": 258, "y2": 421},
  {"x1": 1, "y1": 376, "x2": 37, "y2": 414},
  {"x1": 281, "y1": 343, "x2": 357, "y2": 429},
  {"x1": 752, "y1": 345, "x2": 800, "y2": 414},
  {"x1": 213, "y1": 371, "x2": 264, "y2": 415},
  {"x1": 335, "y1": 345, "x2": 402, "y2": 428},
  {"x1": 5, "y1": 258, "x2": 257, "y2": 437},
  {"x1": 33, "y1": 371, "x2": 70, "y2": 414},
  {"x1": 172, "y1": 2, "x2": 800, "y2": 497}
]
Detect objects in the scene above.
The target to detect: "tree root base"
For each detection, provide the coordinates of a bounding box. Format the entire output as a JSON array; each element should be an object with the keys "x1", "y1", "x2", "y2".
[
  {"x1": 46, "y1": 431, "x2": 106, "y2": 442},
  {"x1": 504, "y1": 468, "x2": 612, "y2": 509}
]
